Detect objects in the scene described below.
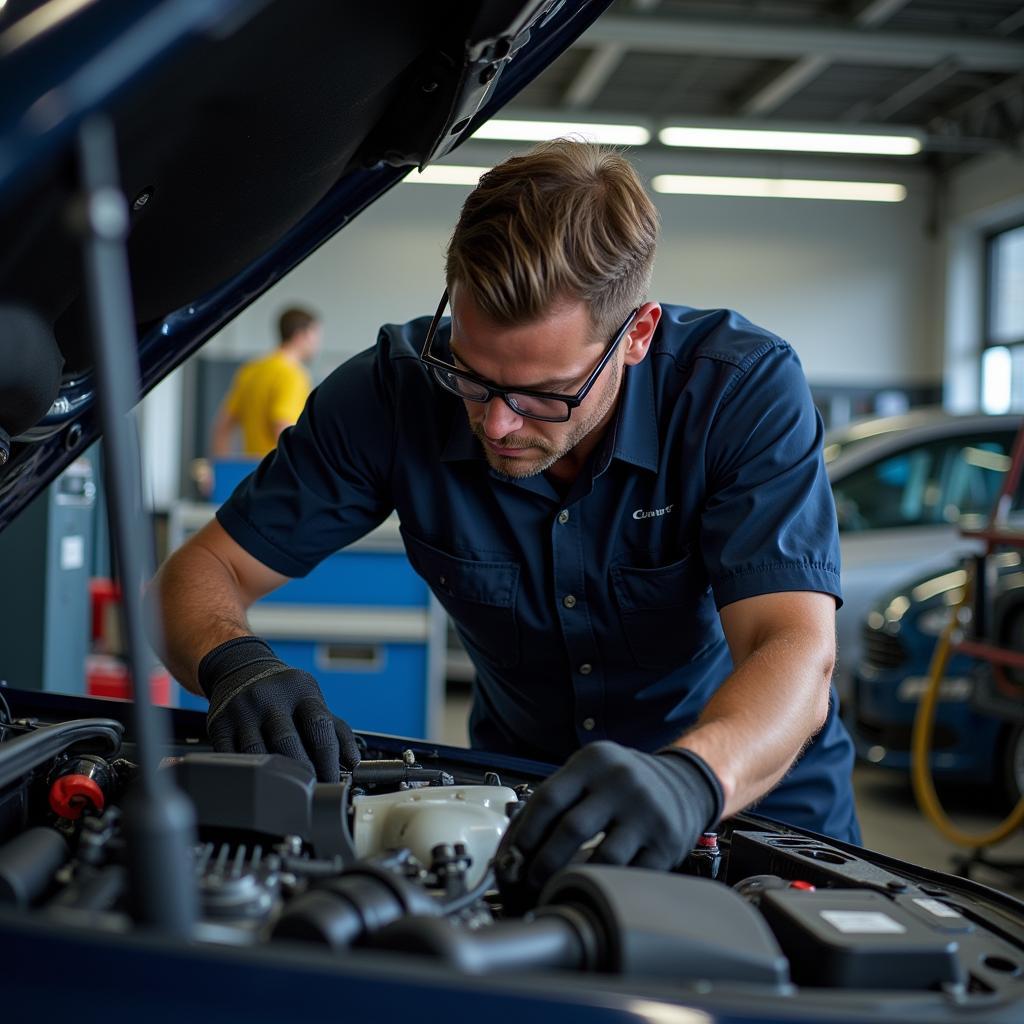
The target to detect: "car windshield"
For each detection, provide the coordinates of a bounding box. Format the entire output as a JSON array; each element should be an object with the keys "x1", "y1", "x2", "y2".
[{"x1": 832, "y1": 433, "x2": 1020, "y2": 531}]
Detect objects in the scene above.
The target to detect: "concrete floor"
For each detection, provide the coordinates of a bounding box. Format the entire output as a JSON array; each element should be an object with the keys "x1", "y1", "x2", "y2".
[{"x1": 441, "y1": 689, "x2": 1024, "y2": 895}]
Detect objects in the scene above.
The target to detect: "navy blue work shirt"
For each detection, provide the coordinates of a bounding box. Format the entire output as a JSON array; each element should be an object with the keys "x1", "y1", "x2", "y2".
[{"x1": 218, "y1": 304, "x2": 861, "y2": 844}]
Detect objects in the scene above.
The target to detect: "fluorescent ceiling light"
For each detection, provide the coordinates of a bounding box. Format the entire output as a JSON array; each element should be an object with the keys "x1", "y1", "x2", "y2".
[
  {"x1": 658, "y1": 126, "x2": 921, "y2": 156},
  {"x1": 651, "y1": 174, "x2": 907, "y2": 203},
  {"x1": 473, "y1": 119, "x2": 650, "y2": 145},
  {"x1": 405, "y1": 165, "x2": 490, "y2": 186}
]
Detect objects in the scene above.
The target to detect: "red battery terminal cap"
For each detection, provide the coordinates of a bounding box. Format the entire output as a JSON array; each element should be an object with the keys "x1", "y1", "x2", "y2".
[
  {"x1": 789, "y1": 880, "x2": 816, "y2": 891},
  {"x1": 49, "y1": 774, "x2": 106, "y2": 819}
]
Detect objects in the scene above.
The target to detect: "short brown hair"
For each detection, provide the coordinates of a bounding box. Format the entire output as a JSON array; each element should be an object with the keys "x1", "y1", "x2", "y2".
[
  {"x1": 446, "y1": 140, "x2": 659, "y2": 334},
  {"x1": 278, "y1": 307, "x2": 318, "y2": 344}
]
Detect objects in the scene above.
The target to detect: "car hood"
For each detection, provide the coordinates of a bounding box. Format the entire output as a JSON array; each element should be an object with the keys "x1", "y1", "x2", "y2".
[{"x1": 0, "y1": 0, "x2": 610, "y2": 529}]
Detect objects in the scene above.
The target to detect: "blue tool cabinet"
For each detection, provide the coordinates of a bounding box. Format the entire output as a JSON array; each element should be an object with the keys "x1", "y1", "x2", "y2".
[{"x1": 170, "y1": 459, "x2": 444, "y2": 740}]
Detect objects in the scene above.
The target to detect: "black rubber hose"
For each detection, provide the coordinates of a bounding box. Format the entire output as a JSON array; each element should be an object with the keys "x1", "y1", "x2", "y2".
[
  {"x1": 0, "y1": 827, "x2": 70, "y2": 907},
  {"x1": 369, "y1": 913, "x2": 587, "y2": 975},
  {"x1": 272, "y1": 865, "x2": 440, "y2": 949},
  {"x1": 0, "y1": 719, "x2": 123, "y2": 791}
]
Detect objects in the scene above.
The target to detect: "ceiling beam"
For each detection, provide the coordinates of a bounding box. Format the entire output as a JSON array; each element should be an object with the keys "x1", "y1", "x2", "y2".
[
  {"x1": 867, "y1": 57, "x2": 961, "y2": 121},
  {"x1": 574, "y1": 15, "x2": 1024, "y2": 72},
  {"x1": 997, "y1": 6, "x2": 1024, "y2": 36},
  {"x1": 561, "y1": 0, "x2": 660, "y2": 109},
  {"x1": 852, "y1": 0, "x2": 913, "y2": 23},
  {"x1": 739, "y1": 55, "x2": 830, "y2": 117},
  {"x1": 738, "y1": 0, "x2": 913, "y2": 117},
  {"x1": 563, "y1": 44, "x2": 626, "y2": 108}
]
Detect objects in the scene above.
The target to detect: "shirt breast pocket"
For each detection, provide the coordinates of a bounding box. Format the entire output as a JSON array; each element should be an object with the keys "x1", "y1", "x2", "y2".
[
  {"x1": 401, "y1": 528, "x2": 521, "y2": 670},
  {"x1": 611, "y1": 553, "x2": 717, "y2": 671}
]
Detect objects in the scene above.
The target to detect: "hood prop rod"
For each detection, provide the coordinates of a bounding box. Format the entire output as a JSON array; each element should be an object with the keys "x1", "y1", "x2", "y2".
[{"x1": 76, "y1": 114, "x2": 198, "y2": 936}]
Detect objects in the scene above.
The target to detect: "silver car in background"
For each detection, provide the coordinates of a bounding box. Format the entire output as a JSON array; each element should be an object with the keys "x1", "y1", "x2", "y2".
[{"x1": 826, "y1": 409, "x2": 1022, "y2": 697}]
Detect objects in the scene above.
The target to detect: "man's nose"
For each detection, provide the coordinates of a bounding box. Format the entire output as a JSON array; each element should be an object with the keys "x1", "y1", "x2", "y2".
[{"x1": 481, "y1": 396, "x2": 524, "y2": 438}]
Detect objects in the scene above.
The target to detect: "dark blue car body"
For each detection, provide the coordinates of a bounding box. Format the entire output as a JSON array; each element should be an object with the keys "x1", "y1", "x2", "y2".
[{"x1": 849, "y1": 553, "x2": 1024, "y2": 800}]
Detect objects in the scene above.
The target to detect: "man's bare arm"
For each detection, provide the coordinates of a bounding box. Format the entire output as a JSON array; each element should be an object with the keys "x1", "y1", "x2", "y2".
[
  {"x1": 147, "y1": 519, "x2": 289, "y2": 694},
  {"x1": 672, "y1": 590, "x2": 836, "y2": 818},
  {"x1": 209, "y1": 406, "x2": 238, "y2": 458}
]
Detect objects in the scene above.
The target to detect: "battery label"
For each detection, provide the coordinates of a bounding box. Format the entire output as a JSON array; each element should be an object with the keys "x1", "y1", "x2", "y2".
[
  {"x1": 820, "y1": 910, "x2": 907, "y2": 934},
  {"x1": 912, "y1": 898, "x2": 962, "y2": 918}
]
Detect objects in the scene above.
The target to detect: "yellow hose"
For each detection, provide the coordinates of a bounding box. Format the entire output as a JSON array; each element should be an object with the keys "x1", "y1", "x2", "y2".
[{"x1": 910, "y1": 571, "x2": 1024, "y2": 847}]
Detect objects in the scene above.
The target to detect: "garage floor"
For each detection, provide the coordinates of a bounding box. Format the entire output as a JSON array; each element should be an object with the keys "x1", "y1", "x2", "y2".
[{"x1": 441, "y1": 689, "x2": 1024, "y2": 896}]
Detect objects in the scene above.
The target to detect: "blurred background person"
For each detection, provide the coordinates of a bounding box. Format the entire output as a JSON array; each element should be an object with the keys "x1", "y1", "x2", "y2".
[{"x1": 210, "y1": 306, "x2": 322, "y2": 458}]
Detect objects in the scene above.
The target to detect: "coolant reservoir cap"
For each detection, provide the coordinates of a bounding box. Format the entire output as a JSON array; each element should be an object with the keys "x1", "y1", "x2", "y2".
[{"x1": 49, "y1": 774, "x2": 105, "y2": 819}]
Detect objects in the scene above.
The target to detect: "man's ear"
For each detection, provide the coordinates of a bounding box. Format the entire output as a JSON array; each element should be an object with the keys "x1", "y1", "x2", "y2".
[{"x1": 622, "y1": 303, "x2": 661, "y2": 366}]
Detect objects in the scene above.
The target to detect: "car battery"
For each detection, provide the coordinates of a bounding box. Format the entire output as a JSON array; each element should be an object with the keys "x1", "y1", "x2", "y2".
[{"x1": 757, "y1": 888, "x2": 963, "y2": 989}]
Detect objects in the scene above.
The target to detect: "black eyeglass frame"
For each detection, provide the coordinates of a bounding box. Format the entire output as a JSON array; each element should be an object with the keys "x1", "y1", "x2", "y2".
[{"x1": 419, "y1": 289, "x2": 640, "y2": 423}]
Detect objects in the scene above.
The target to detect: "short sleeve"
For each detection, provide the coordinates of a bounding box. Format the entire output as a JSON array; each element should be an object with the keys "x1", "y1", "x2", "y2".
[
  {"x1": 700, "y1": 342, "x2": 842, "y2": 610},
  {"x1": 216, "y1": 345, "x2": 397, "y2": 578},
  {"x1": 268, "y1": 364, "x2": 310, "y2": 425}
]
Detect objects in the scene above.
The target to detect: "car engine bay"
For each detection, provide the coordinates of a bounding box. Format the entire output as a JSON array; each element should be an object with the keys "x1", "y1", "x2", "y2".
[{"x1": 2, "y1": 688, "x2": 1023, "y2": 1022}]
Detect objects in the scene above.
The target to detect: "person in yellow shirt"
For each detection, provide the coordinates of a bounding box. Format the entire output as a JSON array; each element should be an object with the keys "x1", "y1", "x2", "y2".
[{"x1": 211, "y1": 307, "x2": 322, "y2": 457}]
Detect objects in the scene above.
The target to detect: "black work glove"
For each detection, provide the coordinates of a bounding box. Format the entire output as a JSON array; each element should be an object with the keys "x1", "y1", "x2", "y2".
[
  {"x1": 496, "y1": 739, "x2": 723, "y2": 898},
  {"x1": 197, "y1": 636, "x2": 360, "y2": 782}
]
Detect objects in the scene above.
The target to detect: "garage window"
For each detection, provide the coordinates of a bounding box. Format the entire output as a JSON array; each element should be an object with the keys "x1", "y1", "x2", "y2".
[{"x1": 983, "y1": 223, "x2": 1024, "y2": 413}]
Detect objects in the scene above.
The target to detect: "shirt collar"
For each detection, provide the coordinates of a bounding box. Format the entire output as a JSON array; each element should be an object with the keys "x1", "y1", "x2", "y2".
[
  {"x1": 605, "y1": 352, "x2": 660, "y2": 473},
  {"x1": 441, "y1": 405, "x2": 485, "y2": 463}
]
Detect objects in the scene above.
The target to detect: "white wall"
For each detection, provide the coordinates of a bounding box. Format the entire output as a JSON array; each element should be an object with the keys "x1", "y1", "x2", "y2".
[
  {"x1": 941, "y1": 144, "x2": 1024, "y2": 413},
  {"x1": 201, "y1": 145, "x2": 940, "y2": 389}
]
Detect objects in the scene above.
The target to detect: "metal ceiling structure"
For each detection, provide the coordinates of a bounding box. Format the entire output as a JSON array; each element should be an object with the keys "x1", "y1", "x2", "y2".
[{"x1": 500, "y1": 0, "x2": 1024, "y2": 168}]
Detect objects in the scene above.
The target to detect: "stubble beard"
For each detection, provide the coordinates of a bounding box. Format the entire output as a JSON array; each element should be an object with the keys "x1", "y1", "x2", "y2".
[{"x1": 471, "y1": 360, "x2": 620, "y2": 479}]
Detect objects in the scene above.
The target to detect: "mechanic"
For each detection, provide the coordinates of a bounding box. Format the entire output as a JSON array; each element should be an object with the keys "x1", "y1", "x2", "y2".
[
  {"x1": 209, "y1": 305, "x2": 322, "y2": 458},
  {"x1": 151, "y1": 140, "x2": 860, "y2": 894}
]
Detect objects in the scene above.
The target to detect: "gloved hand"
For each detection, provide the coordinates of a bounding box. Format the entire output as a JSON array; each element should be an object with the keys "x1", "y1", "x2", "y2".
[
  {"x1": 496, "y1": 740, "x2": 723, "y2": 898},
  {"x1": 197, "y1": 636, "x2": 360, "y2": 782}
]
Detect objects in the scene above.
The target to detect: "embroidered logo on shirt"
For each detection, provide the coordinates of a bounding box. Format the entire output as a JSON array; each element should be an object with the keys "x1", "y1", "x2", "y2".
[{"x1": 632, "y1": 504, "x2": 675, "y2": 520}]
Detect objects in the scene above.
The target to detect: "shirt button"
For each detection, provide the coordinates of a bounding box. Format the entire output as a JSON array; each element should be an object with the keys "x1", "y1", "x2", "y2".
[
  {"x1": 582, "y1": 717, "x2": 596, "y2": 732},
  {"x1": 439, "y1": 575, "x2": 447, "y2": 587},
  {"x1": 563, "y1": 594, "x2": 577, "y2": 609},
  {"x1": 579, "y1": 663, "x2": 592, "y2": 675},
  {"x1": 557, "y1": 509, "x2": 570, "y2": 524}
]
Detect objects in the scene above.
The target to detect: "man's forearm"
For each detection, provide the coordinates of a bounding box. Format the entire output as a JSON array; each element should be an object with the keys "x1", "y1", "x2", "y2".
[
  {"x1": 147, "y1": 544, "x2": 253, "y2": 695},
  {"x1": 672, "y1": 627, "x2": 833, "y2": 818},
  {"x1": 209, "y1": 409, "x2": 236, "y2": 458}
]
